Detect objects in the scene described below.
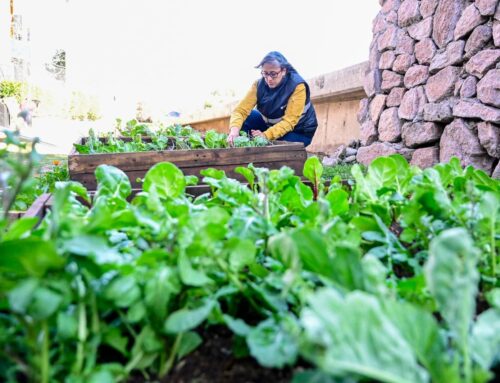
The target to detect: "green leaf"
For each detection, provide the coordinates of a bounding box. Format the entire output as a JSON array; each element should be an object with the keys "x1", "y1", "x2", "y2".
[
  {"x1": 29, "y1": 287, "x2": 63, "y2": 320},
  {"x1": 303, "y1": 156, "x2": 323, "y2": 185},
  {"x1": 8, "y1": 278, "x2": 39, "y2": 314},
  {"x1": 105, "y1": 275, "x2": 141, "y2": 308},
  {"x1": 127, "y1": 301, "x2": 146, "y2": 323},
  {"x1": 269, "y1": 228, "x2": 334, "y2": 280},
  {"x1": 57, "y1": 311, "x2": 78, "y2": 340},
  {"x1": 486, "y1": 289, "x2": 500, "y2": 309},
  {"x1": 177, "y1": 331, "x2": 203, "y2": 359},
  {"x1": 3, "y1": 217, "x2": 38, "y2": 240},
  {"x1": 0, "y1": 238, "x2": 64, "y2": 277},
  {"x1": 95, "y1": 164, "x2": 131, "y2": 199},
  {"x1": 325, "y1": 188, "x2": 349, "y2": 216},
  {"x1": 471, "y1": 308, "x2": 500, "y2": 370},
  {"x1": 424, "y1": 228, "x2": 479, "y2": 349},
  {"x1": 65, "y1": 181, "x2": 90, "y2": 203},
  {"x1": 143, "y1": 162, "x2": 186, "y2": 199},
  {"x1": 184, "y1": 175, "x2": 199, "y2": 186},
  {"x1": 164, "y1": 300, "x2": 215, "y2": 334},
  {"x1": 235, "y1": 166, "x2": 255, "y2": 188},
  {"x1": 361, "y1": 255, "x2": 389, "y2": 297},
  {"x1": 300, "y1": 289, "x2": 428, "y2": 383},
  {"x1": 62, "y1": 235, "x2": 123, "y2": 265},
  {"x1": 368, "y1": 156, "x2": 397, "y2": 191},
  {"x1": 383, "y1": 300, "x2": 460, "y2": 383},
  {"x1": 291, "y1": 370, "x2": 337, "y2": 383},
  {"x1": 145, "y1": 267, "x2": 180, "y2": 325},
  {"x1": 223, "y1": 314, "x2": 252, "y2": 337},
  {"x1": 227, "y1": 237, "x2": 256, "y2": 272},
  {"x1": 104, "y1": 327, "x2": 129, "y2": 356},
  {"x1": 178, "y1": 252, "x2": 213, "y2": 287},
  {"x1": 87, "y1": 370, "x2": 114, "y2": 383},
  {"x1": 200, "y1": 167, "x2": 226, "y2": 180},
  {"x1": 134, "y1": 325, "x2": 163, "y2": 354},
  {"x1": 329, "y1": 244, "x2": 365, "y2": 291},
  {"x1": 247, "y1": 317, "x2": 298, "y2": 368}
]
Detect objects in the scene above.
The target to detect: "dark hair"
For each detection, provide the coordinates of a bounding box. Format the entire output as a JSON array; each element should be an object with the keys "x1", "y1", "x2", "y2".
[{"x1": 255, "y1": 51, "x2": 297, "y2": 73}]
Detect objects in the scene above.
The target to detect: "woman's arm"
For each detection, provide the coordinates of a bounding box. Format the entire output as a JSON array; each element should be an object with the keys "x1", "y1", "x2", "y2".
[
  {"x1": 263, "y1": 83, "x2": 306, "y2": 140},
  {"x1": 229, "y1": 81, "x2": 258, "y2": 129},
  {"x1": 227, "y1": 81, "x2": 258, "y2": 144}
]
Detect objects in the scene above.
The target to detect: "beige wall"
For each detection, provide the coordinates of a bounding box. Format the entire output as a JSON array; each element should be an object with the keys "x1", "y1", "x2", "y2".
[{"x1": 184, "y1": 61, "x2": 369, "y2": 155}]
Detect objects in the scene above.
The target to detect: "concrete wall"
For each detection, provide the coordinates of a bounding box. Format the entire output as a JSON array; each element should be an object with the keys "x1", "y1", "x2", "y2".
[{"x1": 183, "y1": 62, "x2": 369, "y2": 155}]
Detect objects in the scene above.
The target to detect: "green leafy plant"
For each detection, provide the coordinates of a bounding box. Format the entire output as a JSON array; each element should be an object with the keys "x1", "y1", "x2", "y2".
[{"x1": 0, "y1": 154, "x2": 499, "y2": 383}]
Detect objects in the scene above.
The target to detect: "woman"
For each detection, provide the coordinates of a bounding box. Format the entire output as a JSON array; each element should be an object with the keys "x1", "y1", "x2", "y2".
[{"x1": 227, "y1": 51, "x2": 318, "y2": 146}]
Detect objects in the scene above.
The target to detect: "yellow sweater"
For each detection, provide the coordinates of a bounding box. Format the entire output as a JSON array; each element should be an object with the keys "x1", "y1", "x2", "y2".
[{"x1": 229, "y1": 81, "x2": 307, "y2": 140}]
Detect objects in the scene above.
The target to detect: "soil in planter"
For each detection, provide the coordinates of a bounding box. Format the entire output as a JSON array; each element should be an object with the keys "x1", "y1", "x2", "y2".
[{"x1": 128, "y1": 326, "x2": 294, "y2": 383}]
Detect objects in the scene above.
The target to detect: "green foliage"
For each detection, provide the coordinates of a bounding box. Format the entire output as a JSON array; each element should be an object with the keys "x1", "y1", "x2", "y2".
[
  {"x1": 74, "y1": 126, "x2": 271, "y2": 154},
  {"x1": 0, "y1": 80, "x2": 23, "y2": 102},
  {"x1": 0, "y1": 154, "x2": 499, "y2": 382}
]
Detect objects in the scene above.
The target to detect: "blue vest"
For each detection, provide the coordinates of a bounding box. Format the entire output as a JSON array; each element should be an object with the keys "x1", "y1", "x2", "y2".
[{"x1": 256, "y1": 72, "x2": 318, "y2": 135}]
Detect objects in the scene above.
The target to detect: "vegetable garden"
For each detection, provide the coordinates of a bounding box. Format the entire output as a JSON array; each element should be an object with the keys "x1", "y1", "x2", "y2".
[{"x1": 0, "y1": 127, "x2": 499, "y2": 383}]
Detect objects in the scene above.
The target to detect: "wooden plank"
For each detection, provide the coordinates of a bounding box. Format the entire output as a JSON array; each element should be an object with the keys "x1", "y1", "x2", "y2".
[
  {"x1": 69, "y1": 142, "x2": 305, "y2": 174},
  {"x1": 23, "y1": 193, "x2": 51, "y2": 220},
  {"x1": 72, "y1": 159, "x2": 307, "y2": 190},
  {"x1": 6, "y1": 211, "x2": 23, "y2": 221}
]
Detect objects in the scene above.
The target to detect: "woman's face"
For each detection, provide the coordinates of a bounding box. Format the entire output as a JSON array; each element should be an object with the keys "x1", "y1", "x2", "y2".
[{"x1": 261, "y1": 62, "x2": 287, "y2": 88}]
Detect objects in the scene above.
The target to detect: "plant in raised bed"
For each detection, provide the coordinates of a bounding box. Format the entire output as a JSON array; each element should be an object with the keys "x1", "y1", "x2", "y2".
[
  {"x1": 0, "y1": 155, "x2": 499, "y2": 383},
  {"x1": 74, "y1": 128, "x2": 271, "y2": 154}
]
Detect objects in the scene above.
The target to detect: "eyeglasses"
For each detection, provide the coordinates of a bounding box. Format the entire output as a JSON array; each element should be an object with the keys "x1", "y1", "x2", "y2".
[{"x1": 261, "y1": 69, "x2": 283, "y2": 79}]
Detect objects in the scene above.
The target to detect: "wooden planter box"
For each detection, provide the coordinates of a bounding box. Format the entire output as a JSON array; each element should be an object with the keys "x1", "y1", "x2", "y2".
[
  {"x1": 5, "y1": 193, "x2": 51, "y2": 222},
  {"x1": 68, "y1": 139, "x2": 307, "y2": 190}
]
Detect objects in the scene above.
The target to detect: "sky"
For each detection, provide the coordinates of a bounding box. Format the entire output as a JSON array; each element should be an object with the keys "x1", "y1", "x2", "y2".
[{"x1": 20, "y1": 0, "x2": 380, "y2": 117}]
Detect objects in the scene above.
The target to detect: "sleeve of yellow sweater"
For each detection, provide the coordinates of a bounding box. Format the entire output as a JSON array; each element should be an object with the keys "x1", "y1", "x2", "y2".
[
  {"x1": 263, "y1": 83, "x2": 307, "y2": 140},
  {"x1": 229, "y1": 81, "x2": 258, "y2": 128}
]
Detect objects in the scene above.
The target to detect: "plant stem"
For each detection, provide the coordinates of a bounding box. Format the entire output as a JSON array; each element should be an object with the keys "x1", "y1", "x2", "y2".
[
  {"x1": 41, "y1": 321, "x2": 49, "y2": 383},
  {"x1": 160, "y1": 333, "x2": 182, "y2": 377},
  {"x1": 491, "y1": 218, "x2": 497, "y2": 278},
  {"x1": 73, "y1": 300, "x2": 87, "y2": 375}
]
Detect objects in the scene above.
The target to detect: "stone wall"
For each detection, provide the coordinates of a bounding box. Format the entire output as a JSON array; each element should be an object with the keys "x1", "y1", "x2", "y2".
[{"x1": 357, "y1": 0, "x2": 500, "y2": 177}]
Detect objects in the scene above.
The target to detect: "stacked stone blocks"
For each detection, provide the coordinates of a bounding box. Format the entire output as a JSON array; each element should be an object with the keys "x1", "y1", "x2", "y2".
[{"x1": 358, "y1": 0, "x2": 500, "y2": 177}]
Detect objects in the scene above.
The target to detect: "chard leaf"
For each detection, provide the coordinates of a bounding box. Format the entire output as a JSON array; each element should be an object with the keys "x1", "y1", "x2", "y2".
[
  {"x1": 177, "y1": 331, "x2": 203, "y2": 359},
  {"x1": 3, "y1": 217, "x2": 39, "y2": 240},
  {"x1": 227, "y1": 237, "x2": 256, "y2": 272},
  {"x1": 424, "y1": 228, "x2": 479, "y2": 350},
  {"x1": 0, "y1": 238, "x2": 64, "y2": 277},
  {"x1": 471, "y1": 308, "x2": 500, "y2": 370},
  {"x1": 143, "y1": 162, "x2": 185, "y2": 199},
  {"x1": 164, "y1": 299, "x2": 215, "y2": 334},
  {"x1": 235, "y1": 166, "x2": 255, "y2": 189},
  {"x1": 178, "y1": 252, "x2": 213, "y2": 287},
  {"x1": 247, "y1": 317, "x2": 298, "y2": 368},
  {"x1": 300, "y1": 289, "x2": 428, "y2": 383},
  {"x1": 223, "y1": 314, "x2": 252, "y2": 337},
  {"x1": 95, "y1": 164, "x2": 131, "y2": 200},
  {"x1": 105, "y1": 275, "x2": 141, "y2": 308},
  {"x1": 325, "y1": 188, "x2": 349, "y2": 216},
  {"x1": 303, "y1": 156, "x2": 323, "y2": 185},
  {"x1": 383, "y1": 300, "x2": 460, "y2": 383}
]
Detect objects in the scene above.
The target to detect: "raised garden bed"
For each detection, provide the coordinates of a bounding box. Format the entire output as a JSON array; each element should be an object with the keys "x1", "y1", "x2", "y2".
[{"x1": 69, "y1": 138, "x2": 307, "y2": 189}]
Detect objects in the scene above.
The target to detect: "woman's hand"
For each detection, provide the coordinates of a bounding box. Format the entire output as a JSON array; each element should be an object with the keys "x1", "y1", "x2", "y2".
[
  {"x1": 250, "y1": 130, "x2": 265, "y2": 138},
  {"x1": 227, "y1": 126, "x2": 240, "y2": 145}
]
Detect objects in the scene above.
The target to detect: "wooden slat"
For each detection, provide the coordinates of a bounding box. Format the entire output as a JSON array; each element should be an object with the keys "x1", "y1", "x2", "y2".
[
  {"x1": 69, "y1": 142, "x2": 305, "y2": 174},
  {"x1": 72, "y1": 159, "x2": 307, "y2": 190},
  {"x1": 23, "y1": 193, "x2": 51, "y2": 220}
]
